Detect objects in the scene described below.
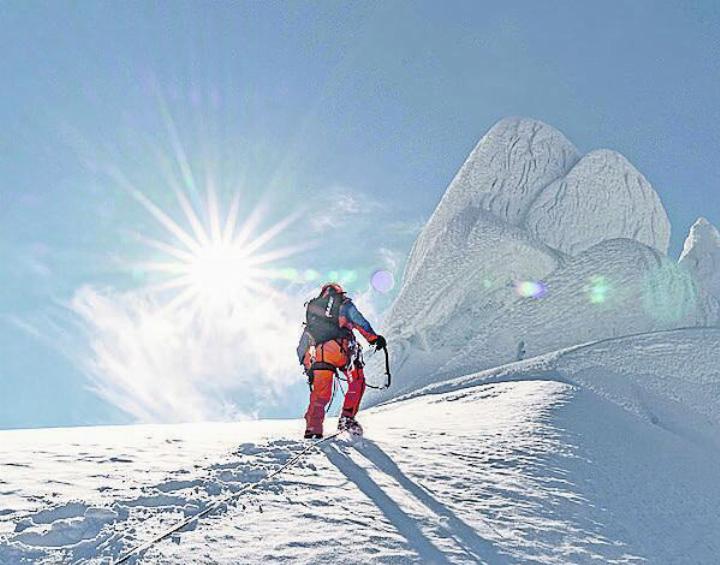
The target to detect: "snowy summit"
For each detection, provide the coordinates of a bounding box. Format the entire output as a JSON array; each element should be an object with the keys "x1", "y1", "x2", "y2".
[{"x1": 373, "y1": 117, "x2": 715, "y2": 398}]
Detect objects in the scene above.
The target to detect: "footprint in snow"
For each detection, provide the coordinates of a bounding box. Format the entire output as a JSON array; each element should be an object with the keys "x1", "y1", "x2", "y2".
[
  {"x1": 155, "y1": 479, "x2": 204, "y2": 493},
  {"x1": 13, "y1": 507, "x2": 119, "y2": 548},
  {"x1": 107, "y1": 457, "x2": 133, "y2": 463}
]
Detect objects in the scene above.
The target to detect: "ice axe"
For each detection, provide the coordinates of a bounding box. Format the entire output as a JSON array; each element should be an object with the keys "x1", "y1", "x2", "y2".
[
  {"x1": 381, "y1": 344, "x2": 392, "y2": 389},
  {"x1": 365, "y1": 343, "x2": 392, "y2": 390}
]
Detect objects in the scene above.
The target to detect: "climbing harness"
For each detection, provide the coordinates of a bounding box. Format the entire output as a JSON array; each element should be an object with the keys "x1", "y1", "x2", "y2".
[
  {"x1": 113, "y1": 432, "x2": 341, "y2": 564},
  {"x1": 307, "y1": 341, "x2": 392, "y2": 391}
]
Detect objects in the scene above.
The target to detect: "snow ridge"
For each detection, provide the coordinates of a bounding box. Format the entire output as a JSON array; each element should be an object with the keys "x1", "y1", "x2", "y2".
[{"x1": 525, "y1": 149, "x2": 671, "y2": 255}]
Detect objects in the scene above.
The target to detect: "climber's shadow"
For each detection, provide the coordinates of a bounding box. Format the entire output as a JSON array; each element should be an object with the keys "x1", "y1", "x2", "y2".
[{"x1": 324, "y1": 440, "x2": 508, "y2": 564}]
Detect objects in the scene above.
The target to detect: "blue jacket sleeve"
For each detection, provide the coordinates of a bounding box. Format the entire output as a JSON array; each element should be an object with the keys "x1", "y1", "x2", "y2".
[
  {"x1": 339, "y1": 300, "x2": 378, "y2": 342},
  {"x1": 296, "y1": 329, "x2": 310, "y2": 364}
]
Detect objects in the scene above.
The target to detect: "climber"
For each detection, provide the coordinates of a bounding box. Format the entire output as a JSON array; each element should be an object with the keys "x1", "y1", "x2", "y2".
[{"x1": 297, "y1": 282, "x2": 386, "y2": 439}]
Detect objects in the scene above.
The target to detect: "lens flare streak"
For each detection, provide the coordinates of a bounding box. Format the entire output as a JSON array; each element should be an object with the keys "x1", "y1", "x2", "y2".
[{"x1": 127, "y1": 184, "x2": 308, "y2": 315}]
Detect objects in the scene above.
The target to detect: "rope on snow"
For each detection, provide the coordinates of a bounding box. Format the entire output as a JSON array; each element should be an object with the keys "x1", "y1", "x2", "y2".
[{"x1": 113, "y1": 431, "x2": 342, "y2": 564}]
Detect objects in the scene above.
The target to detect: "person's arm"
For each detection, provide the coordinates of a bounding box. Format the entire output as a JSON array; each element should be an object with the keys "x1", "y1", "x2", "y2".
[
  {"x1": 339, "y1": 300, "x2": 380, "y2": 344},
  {"x1": 296, "y1": 329, "x2": 310, "y2": 364}
]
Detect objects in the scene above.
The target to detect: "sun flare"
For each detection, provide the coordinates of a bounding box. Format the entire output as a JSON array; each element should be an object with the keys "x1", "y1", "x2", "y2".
[
  {"x1": 128, "y1": 186, "x2": 304, "y2": 314},
  {"x1": 188, "y1": 242, "x2": 253, "y2": 300},
  {"x1": 99, "y1": 86, "x2": 312, "y2": 315}
]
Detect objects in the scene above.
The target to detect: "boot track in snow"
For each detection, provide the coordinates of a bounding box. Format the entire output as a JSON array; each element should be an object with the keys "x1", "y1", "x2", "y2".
[{"x1": 113, "y1": 431, "x2": 342, "y2": 564}]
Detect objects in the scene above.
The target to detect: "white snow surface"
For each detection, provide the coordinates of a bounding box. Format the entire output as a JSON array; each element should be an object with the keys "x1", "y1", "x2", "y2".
[
  {"x1": 372, "y1": 118, "x2": 703, "y2": 401},
  {"x1": 2, "y1": 328, "x2": 720, "y2": 564},
  {"x1": 405, "y1": 117, "x2": 578, "y2": 285},
  {"x1": 525, "y1": 150, "x2": 671, "y2": 256},
  {"x1": 374, "y1": 237, "x2": 711, "y2": 402},
  {"x1": 680, "y1": 217, "x2": 720, "y2": 302}
]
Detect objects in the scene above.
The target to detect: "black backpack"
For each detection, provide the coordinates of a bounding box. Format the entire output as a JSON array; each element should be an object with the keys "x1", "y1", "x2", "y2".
[{"x1": 305, "y1": 289, "x2": 351, "y2": 344}]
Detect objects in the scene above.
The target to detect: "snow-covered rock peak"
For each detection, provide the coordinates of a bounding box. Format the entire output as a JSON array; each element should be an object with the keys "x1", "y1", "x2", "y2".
[
  {"x1": 680, "y1": 217, "x2": 720, "y2": 259},
  {"x1": 446, "y1": 117, "x2": 581, "y2": 227},
  {"x1": 404, "y1": 117, "x2": 578, "y2": 283},
  {"x1": 525, "y1": 149, "x2": 671, "y2": 256},
  {"x1": 371, "y1": 117, "x2": 700, "y2": 398},
  {"x1": 680, "y1": 217, "x2": 720, "y2": 299}
]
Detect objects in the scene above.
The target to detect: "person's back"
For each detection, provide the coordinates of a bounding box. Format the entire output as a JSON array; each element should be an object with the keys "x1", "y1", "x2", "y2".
[{"x1": 297, "y1": 283, "x2": 386, "y2": 438}]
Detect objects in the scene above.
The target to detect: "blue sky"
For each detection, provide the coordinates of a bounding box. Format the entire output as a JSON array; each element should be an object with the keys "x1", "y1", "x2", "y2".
[{"x1": 1, "y1": 1, "x2": 719, "y2": 429}]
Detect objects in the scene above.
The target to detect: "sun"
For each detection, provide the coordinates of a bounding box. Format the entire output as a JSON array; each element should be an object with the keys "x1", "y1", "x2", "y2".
[
  {"x1": 98, "y1": 87, "x2": 310, "y2": 313},
  {"x1": 128, "y1": 186, "x2": 304, "y2": 313},
  {"x1": 187, "y1": 241, "x2": 252, "y2": 300}
]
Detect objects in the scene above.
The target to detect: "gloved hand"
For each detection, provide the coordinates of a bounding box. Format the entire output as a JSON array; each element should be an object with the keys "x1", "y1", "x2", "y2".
[{"x1": 372, "y1": 334, "x2": 387, "y2": 350}]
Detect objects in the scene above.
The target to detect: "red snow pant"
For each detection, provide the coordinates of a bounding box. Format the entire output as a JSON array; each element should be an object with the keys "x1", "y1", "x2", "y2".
[{"x1": 303, "y1": 339, "x2": 366, "y2": 436}]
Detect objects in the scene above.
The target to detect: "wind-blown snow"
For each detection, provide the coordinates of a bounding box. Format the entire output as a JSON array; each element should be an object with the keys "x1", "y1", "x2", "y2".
[{"x1": 67, "y1": 285, "x2": 304, "y2": 423}]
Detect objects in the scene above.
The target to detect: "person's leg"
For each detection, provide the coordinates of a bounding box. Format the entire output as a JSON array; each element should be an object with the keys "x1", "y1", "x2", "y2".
[
  {"x1": 341, "y1": 361, "x2": 366, "y2": 418},
  {"x1": 304, "y1": 369, "x2": 334, "y2": 436}
]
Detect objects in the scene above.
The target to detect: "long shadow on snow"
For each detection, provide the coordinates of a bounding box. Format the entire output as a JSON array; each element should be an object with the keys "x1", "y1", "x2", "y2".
[
  {"x1": 323, "y1": 444, "x2": 451, "y2": 564},
  {"x1": 357, "y1": 440, "x2": 509, "y2": 565},
  {"x1": 324, "y1": 441, "x2": 508, "y2": 564}
]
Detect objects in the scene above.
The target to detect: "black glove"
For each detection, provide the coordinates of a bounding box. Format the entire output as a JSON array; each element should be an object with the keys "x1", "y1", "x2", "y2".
[{"x1": 372, "y1": 335, "x2": 387, "y2": 350}]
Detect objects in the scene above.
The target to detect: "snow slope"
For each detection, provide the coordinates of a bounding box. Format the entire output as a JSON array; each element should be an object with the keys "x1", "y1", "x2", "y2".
[
  {"x1": 2, "y1": 328, "x2": 719, "y2": 564},
  {"x1": 383, "y1": 211, "x2": 564, "y2": 383}
]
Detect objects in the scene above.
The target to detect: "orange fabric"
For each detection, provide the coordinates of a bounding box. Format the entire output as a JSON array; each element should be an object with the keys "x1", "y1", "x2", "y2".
[
  {"x1": 302, "y1": 339, "x2": 350, "y2": 372},
  {"x1": 304, "y1": 369, "x2": 334, "y2": 435},
  {"x1": 341, "y1": 362, "x2": 366, "y2": 418},
  {"x1": 303, "y1": 339, "x2": 368, "y2": 435}
]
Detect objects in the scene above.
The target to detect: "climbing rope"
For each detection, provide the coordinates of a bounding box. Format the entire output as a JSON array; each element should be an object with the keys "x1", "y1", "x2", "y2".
[
  {"x1": 334, "y1": 345, "x2": 392, "y2": 390},
  {"x1": 113, "y1": 431, "x2": 342, "y2": 564}
]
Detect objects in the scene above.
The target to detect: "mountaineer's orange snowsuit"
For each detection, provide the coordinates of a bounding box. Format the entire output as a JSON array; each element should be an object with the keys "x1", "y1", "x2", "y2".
[{"x1": 296, "y1": 284, "x2": 381, "y2": 437}]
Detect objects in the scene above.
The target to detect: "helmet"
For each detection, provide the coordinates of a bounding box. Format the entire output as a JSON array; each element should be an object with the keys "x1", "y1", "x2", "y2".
[{"x1": 320, "y1": 282, "x2": 344, "y2": 296}]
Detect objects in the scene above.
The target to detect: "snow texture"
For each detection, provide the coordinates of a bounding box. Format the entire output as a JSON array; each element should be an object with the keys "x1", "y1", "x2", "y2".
[
  {"x1": 680, "y1": 217, "x2": 720, "y2": 302},
  {"x1": 369, "y1": 117, "x2": 696, "y2": 402},
  {"x1": 2, "y1": 329, "x2": 719, "y2": 564},
  {"x1": 386, "y1": 210, "x2": 563, "y2": 356},
  {"x1": 404, "y1": 117, "x2": 579, "y2": 284},
  {"x1": 525, "y1": 149, "x2": 671, "y2": 256},
  {"x1": 437, "y1": 239, "x2": 713, "y2": 386}
]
